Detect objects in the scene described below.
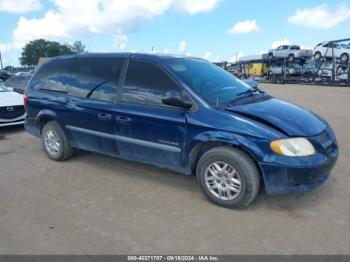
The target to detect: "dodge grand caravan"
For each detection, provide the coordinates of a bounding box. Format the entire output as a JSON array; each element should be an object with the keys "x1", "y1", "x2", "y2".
[{"x1": 24, "y1": 53, "x2": 339, "y2": 208}]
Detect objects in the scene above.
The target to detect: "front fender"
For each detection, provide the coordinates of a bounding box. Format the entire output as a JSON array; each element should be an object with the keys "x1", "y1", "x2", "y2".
[{"x1": 187, "y1": 130, "x2": 270, "y2": 170}]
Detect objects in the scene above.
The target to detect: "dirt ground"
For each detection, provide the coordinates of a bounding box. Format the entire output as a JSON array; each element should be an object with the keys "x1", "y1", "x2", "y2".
[{"x1": 0, "y1": 83, "x2": 349, "y2": 254}]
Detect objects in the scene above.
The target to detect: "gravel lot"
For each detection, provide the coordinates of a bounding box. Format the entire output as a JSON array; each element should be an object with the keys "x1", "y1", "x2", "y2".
[{"x1": 0, "y1": 83, "x2": 349, "y2": 255}]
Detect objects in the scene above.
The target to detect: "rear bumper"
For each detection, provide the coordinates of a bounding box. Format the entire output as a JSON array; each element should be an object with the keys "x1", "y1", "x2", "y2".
[{"x1": 24, "y1": 117, "x2": 41, "y2": 138}]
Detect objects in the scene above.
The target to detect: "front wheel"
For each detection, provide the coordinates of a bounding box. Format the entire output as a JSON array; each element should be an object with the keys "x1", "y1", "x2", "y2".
[
  {"x1": 42, "y1": 121, "x2": 74, "y2": 161},
  {"x1": 314, "y1": 52, "x2": 321, "y2": 60},
  {"x1": 196, "y1": 147, "x2": 260, "y2": 209}
]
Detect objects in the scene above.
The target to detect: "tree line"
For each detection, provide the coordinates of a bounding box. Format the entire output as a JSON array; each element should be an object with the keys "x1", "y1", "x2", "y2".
[{"x1": 19, "y1": 39, "x2": 86, "y2": 66}]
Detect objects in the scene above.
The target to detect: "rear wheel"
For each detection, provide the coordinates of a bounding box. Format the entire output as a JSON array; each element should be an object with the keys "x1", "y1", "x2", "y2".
[
  {"x1": 288, "y1": 54, "x2": 295, "y2": 62},
  {"x1": 340, "y1": 53, "x2": 349, "y2": 63},
  {"x1": 196, "y1": 147, "x2": 260, "y2": 209},
  {"x1": 41, "y1": 121, "x2": 74, "y2": 161}
]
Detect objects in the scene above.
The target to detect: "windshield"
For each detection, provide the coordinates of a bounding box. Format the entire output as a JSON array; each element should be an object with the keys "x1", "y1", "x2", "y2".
[
  {"x1": 166, "y1": 59, "x2": 251, "y2": 105},
  {"x1": 0, "y1": 83, "x2": 9, "y2": 92},
  {"x1": 341, "y1": 44, "x2": 350, "y2": 49}
]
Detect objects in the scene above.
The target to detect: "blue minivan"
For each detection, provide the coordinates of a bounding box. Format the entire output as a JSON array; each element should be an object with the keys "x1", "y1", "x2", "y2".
[{"x1": 24, "y1": 53, "x2": 338, "y2": 208}]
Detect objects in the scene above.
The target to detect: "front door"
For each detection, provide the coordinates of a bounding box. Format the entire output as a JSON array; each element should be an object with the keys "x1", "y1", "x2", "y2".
[{"x1": 114, "y1": 59, "x2": 188, "y2": 171}]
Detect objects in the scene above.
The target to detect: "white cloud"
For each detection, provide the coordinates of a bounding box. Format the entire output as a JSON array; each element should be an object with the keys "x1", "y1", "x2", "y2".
[
  {"x1": 0, "y1": 43, "x2": 13, "y2": 52},
  {"x1": 178, "y1": 40, "x2": 187, "y2": 53},
  {"x1": 213, "y1": 55, "x2": 221, "y2": 62},
  {"x1": 271, "y1": 38, "x2": 290, "y2": 49},
  {"x1": 174, "y1": 0, "x2": 221, "y2": 15},
  {"x1": 202, "y1": 51, "x2": 212, "y2": 60},
  {"x1": 8, "y1": 0, "x2": 221, "y2": 49},
  {"x1": 227, "y1": 20, "x2": 260, "y2": 34},
  {"x1": 288, "y1": 4, "x2": 350, "y2": 29},
  {"x1": 163, "y1": 48, "x2": 171, "y2": 54},
  {"x1": 113, "y1": 34, "x2": 128, "y2": 50},
  {"x1": 0, "y1": 0, "x2": 41, "y2": 14},
  {"x1": 228, "y1": 51, "x2": 244, "y2": 63}
]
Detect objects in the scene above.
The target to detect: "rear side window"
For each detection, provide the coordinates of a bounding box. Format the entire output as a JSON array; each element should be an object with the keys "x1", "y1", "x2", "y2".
[
  {"x1": 123, "y1": 60, "x2": 181, "y2": 107},
  {"x1": 69, "y1": 58, "x2": 123, "y2": 102},
  {"x1": 30, "y1": 59, "x2": 73, "y2": 92}
]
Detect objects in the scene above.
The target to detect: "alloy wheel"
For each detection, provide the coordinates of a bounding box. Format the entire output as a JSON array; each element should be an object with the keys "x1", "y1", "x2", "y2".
[
  {"x1": 204, "y1": 161, "x2": 242, "y2": 201},
  {"x1": 45, "y1": 129, "x2": 61, "y2": 155}
]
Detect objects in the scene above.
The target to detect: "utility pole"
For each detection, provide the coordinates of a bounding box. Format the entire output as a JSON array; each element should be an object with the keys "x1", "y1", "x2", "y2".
[{"x1": 0, "y1": 51, "x2": 3, "y2": 70}]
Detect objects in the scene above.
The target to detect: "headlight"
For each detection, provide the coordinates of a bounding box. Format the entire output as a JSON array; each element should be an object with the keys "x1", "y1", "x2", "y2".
[{"x1": 270, "y1": 138, "x2": 315, "y2": 157}]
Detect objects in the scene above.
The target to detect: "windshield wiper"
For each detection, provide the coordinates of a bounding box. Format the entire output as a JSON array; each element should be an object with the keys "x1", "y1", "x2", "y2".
[{"x1": 236, "y1": 87, "x2": 264, "y2": 97}]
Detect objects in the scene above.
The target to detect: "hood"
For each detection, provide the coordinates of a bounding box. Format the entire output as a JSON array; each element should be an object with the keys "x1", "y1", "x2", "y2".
[
  {"x1": 226, "y1": 98, "x2": 327, "y2": 137},
  {"x1": 0, "y1": 91, "x2": 24, "y2": 107}
]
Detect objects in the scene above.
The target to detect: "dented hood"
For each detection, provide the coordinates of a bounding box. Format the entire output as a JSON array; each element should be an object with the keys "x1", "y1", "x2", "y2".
[{"x1": 226, "y1": 97, "x2": 327, "y2": 137}]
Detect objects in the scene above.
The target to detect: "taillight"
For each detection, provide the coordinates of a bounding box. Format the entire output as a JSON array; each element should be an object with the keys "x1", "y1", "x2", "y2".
[{"x1": 24, "y1": 93, "x2": 29, "y2": 109}]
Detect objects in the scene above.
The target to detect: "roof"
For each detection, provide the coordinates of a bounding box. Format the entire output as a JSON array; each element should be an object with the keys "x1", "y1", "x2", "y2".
[{"x1": 48, "y1": 52, "x2": 199, "y2": 63}]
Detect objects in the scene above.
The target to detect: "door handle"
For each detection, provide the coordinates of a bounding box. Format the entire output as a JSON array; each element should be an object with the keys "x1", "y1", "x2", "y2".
[
  {"x1": 116, "y1": 116, "x2": 132, "y2": 123},
  {"x1": 98, "y1": 113, "x2": 112, "y2": 121}
]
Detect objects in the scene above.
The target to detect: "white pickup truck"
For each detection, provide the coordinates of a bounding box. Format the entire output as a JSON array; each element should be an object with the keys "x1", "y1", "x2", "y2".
[{"x1": 268, "y1": 45, "x2": 313, "y2": 61}]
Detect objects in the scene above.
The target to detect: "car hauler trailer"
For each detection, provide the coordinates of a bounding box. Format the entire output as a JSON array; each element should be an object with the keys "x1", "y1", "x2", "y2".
[{"x1": 222, "y1": 38, "x2": 350, "y2": 86}]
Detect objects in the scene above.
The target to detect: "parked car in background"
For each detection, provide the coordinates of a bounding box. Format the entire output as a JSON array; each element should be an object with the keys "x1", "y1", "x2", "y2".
[
  {"x1": 268, "y1": 64, "x2": 303, "y2": 76},
  {"x1": 228, "y1": 69, "x2": 241, "y2": 78},
  {"x1": 0, "y1": 83, "x2": 26, "y2": 127},
  {"x1": 0, "y1": 70, "x2": 13, "y2": 82},
  {"x1": 314, "y1": 42, "x2": 350, "y2": 62},
  {"x1": 317, "y1": 63, "x2": 350, "y2": 81},
  {"x1": 25, "y1": 53, "x2": 338, "y2": 209},
  {"x1": 4, "y1": 73, "x2": 32, "y2": 94},
  {"x1": 268, "y1": 45, "x2": 313, "y2": 61},
  {"x1": 301, "y1": 66, "x2": 315, "y2": 79}
]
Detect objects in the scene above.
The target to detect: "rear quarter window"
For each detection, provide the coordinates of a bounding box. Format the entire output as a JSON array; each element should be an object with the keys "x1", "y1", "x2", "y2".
[{"x1": 30, "y1": 58, "x2": 74, "y2": 93}]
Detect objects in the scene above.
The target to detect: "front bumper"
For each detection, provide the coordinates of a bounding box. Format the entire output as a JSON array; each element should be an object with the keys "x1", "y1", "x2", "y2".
[
  {"x1": 259, "y1": 156, "x2": 337, "y2": 194},
  {"x1": 258, "y1": 127, "x2": 339, "y2": 195},
  {"x1": 0, "y1": 120, "x2": 24, "y2": 127},
  {"x1": 0, "y1": 114, "x2": 26, "y2": 127}
]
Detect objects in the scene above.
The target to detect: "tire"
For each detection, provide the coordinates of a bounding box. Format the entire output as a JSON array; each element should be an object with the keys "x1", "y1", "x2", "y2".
[
  {"x1": 41, "y1": 121, "x2": 74, "y2": 161},
  {"x1": 196, "y1": 147, "x2": 260, "y2": 209},
  {"x1": 288, "y1": 54, "x2": 295, "y2": 62},
  {"x1": 277, "y1": 75, "x2": 285, "y2": 84},
  {"x1": 314, "y1": 52, "x2": 321, "y2": 61},
  {"x1": 272, "y1": 75, "x2": 277, "y2": 84},
  {"x1": 340, "y1": 53, "x2": 349, "y2": 63}
]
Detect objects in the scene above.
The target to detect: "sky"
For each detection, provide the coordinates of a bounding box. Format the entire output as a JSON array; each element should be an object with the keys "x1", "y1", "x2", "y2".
[{"x1": 1, "y1": 0, "x2": 350, "y2": 67}]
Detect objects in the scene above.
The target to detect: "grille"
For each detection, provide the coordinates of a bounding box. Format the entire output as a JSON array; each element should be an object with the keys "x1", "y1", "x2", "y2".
[{"x1": 0, "y1": 106, "x2": 25, "y2": 119}]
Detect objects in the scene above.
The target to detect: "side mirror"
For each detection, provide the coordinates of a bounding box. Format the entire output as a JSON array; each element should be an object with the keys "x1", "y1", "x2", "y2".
[{"x1": 162, "y1": 91, "x2": 193, "y2": 109}]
